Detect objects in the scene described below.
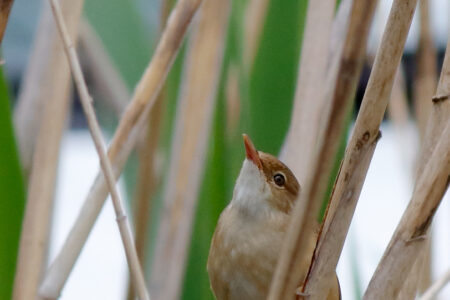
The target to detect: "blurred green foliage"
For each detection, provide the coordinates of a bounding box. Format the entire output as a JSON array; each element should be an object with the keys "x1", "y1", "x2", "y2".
[
  {"x1": 249, "y1": 0, "x2": 308, "y2": 155},
  {"x1": 0, "y1": 67, "x2": 26, "y2": 300}
]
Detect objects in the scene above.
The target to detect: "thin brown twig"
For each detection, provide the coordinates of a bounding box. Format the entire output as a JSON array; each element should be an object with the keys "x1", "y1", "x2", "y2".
[
  {"x1": 12, "y1": 1, "x2": 83, "y2": 299},
  {"x1": 47, "y1": 0, "x2": 149, "y2": 299},
  {"x1": 38, "y1": 0, "x2": 204, "y2": 297},
  {"x1": 269, "y1": 0, "x2": 378, "y2": 299},
  {"x1": 298, "y1": 0, "x2": 417, "y2": 299},
  {"x1": 149, "y1": 0, "x2": 230, "y2": 299}
]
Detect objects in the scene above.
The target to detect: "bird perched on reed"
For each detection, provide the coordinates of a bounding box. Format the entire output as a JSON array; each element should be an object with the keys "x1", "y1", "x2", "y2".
[{"x1": 207, "y1": 134, "x2": 340, "y2": 300}]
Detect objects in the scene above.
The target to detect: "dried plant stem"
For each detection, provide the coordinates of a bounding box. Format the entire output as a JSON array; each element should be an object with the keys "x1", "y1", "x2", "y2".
[
  {"x1": 47, "y1": 0, "x2": 150, "y2": 299},
  {"x1": 413, "y1": 0, "x2": 437, "y2": 140},
  {"x1": 364, "y1": 119, "x2": 449, "y2": 299},
  {"x1": 419, "y1": 269, "x2": 450, "y2": 300},
  {"x1": 243, "y1": 0, "x2": 269, "y2": 69},
  {"x1": 12, "y1": 2, "x2": 83, "y2": 299},
  {"x1": 399, "y1": 31, "x2": 450, "y2": 300},
  {"x1": 0, "y1": 0, "x2": 14, "y2": 44},
  {"x1": 78, "y1": 19, "x2": 130, "y2": 116},
  {"x1": 388, "y1": 65, "x2": 417, "y2": 300},
  {"x1": 38, "y1": 0, "x2": 203, "y2": 296},
  {"x1": 299, "y1": 1, "x2": 417, "y2": 299},
  {"x1": 13, "y1": 0, "x2": 82, "y2": 176},
  {"x1": 280, "y1": 0, "x2": 335, "y2": 183},
  {"x1": 388, "y1": 66, "x2": 409, "y2": 128},
  {"x1": 363, "y1": 34, "x2": 450, "y2": 300},
  {"x1": 126, "y1": 2, "x2": 171, "y2": 300},
  {"x1": 269, "y1": 0, "x2": 378, "y2": 299},
  {"x1": 149, "y1": 1, "x2": 230, "y2": 299}
]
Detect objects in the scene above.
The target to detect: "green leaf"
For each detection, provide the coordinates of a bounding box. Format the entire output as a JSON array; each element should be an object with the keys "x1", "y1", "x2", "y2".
[
  {"x1": 248, "y1": 0, "x2": 308, "y2": 155},
  {"x1": 0, "y1": 68, "x2": 26, "y2": 300},
  {"x1": 84, "y1": 0, "x2": 152, "y2": 89}
]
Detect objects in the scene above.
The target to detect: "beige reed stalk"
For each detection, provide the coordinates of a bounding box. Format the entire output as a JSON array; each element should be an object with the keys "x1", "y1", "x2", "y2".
[
  {"x1": 78, "y1": 20, "x2": 130, "y2": 116},
  {"x1": 298, "y1": 1, "x2": 418, "y2": 299},
  {"x1": 364, "y1": 31, "x2": 450, "y2": 300},
  {"x1": 149, "y1": 1, "x2": 230, "y2": 299},
  {"x1": 280, "y1": 0, "x2": 335, "y2": 184},
  {"x1": 413, "y1": 0, "x2": 437, "y2": 140},
  {"x1": 0, "y1": 0, "x2": 14, "y2": 43},
  {"x1": 243, "y1": 0, "x2": 269, "y2": 69},
  {"x1": 46, "y1": 0, "x2": 149, "y2": 299},
  {"x1": 363, "y1": 120, "x2": 449, "y2": 299},
  {"x1": 12, "y1": 2, "x2": 83, "y2": 300},
  {"x1": 419, "y1": 269, "x2": 450, "y2": 300},
  {"x1": 126, "y1": 2, "x2": 171, "y2": 300},
  {"x1": 39, "y1": 0, "x2": 204, "y2": 296},
  {"x1": 390, "y1": 65, "x2": 419, "y2": 300},
  {"x1": 13, "y1": 1, "x2": 82, "y2": 176},
  {"x1": 400, "y1": 1, "x2": 437, "y2": 294},
  {"x1": 269, "y1": 0, "x2": 378, "y2": 299}
]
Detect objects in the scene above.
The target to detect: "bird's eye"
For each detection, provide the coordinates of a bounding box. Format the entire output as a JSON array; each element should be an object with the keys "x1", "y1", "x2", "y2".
[{"x1": 273, "y1": 173, "x2": 285, "y2": 187}]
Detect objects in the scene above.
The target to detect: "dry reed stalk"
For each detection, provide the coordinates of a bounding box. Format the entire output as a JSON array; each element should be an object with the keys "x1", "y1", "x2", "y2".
[
  {"x1": 299, "y1": 1, "x2": 418, "y2": 299},
  {"x1": 388, "y1": 66, "x2": 410, "y2": 128},
  {"x1": 363, "y1": 119, "x2": 449, "y2": 299},
  {"x1": 133, "y1": 0, "x2": 169, "y2": 268},
  {"x1": 388, "y1": 64, "x2": 420, "y2": 300},
  {"x1": 225, "y1": 65, "x2": 241, "y2": 136},
  {"x1": 78, "y1": 20, "x2": 130, "y2": 116},
  {"x1": 269, "y1": 0, "x2": 378, "y2": 299},
  {"x1": 243, "y1": 0, "x2": 269, "y2": 69},
  {"x1": 280, "y1": 0, "x2": 335, "y2": 184},
  {"x1": 419, "y1": 269, "x2": 450, "y2": 300},
  {"x1": 11, "y1": 2, "x2": 84, "y2": 299},
  {"x1": 0, "y1": 0, "x2": 14, "y2": 44},
  {"x1": 46, "y1": 0, "x2": 150, "y2": 299},
  {"x1": 38, "y1": 0, "x2": 204, "y2": 296},
  {"x1": 363, "y1": 35, "x2": 450, "y2": 300},
  {"x1": 413, "y1": 0, "x2": 437, "y2": 141},
  {"x1": 149, "y1": 1, "x2": 230, "y2": 299},
  {"x1": 126, "y1": 2, "x2": 171, "y2": 300},
  {"x1": 13, "y1": 1, "x2": 82, "y2": 176},
  {"x1": 401, "y1": 32, "x2": 450, "y2": 300},
  {"x1": 388, "y1": 67, "x2": 419, "y2": 300}
]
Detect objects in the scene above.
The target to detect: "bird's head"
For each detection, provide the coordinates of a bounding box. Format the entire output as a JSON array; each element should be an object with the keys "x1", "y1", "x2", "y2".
[{"x1": 231, "y1": 134, "x2": 300, "y2": 216}]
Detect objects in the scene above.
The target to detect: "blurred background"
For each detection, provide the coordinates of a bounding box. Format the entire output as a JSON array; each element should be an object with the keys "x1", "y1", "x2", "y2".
[{"x1": 1, "y1": 0, "x2": 449, "y2": 299}]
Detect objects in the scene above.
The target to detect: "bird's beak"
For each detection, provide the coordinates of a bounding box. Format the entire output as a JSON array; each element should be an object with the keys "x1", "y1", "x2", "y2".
[{"x1": 243, "y1": 134, "x2": 262, "y2": 170}]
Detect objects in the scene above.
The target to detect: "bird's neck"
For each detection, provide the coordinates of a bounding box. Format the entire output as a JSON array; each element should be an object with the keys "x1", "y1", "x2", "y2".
[{"x1": 231, "y1": 160, "x2": 272, "y2": 217}]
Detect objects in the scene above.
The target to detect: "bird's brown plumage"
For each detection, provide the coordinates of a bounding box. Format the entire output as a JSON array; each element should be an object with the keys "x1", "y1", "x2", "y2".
[{"x1": 207, "y1": 135, "x2": 340, "y2": 300}]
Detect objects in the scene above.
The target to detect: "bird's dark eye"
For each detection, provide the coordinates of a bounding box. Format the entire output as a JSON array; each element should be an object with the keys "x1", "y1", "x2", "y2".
[{"x1": 273, "y1": 173, "x2": 285, "y2": 187}]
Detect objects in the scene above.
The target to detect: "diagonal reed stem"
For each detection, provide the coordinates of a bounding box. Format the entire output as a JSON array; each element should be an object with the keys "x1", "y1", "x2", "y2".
[
  {"x1": 39, "y1": 0, "x2": 204, "y2": 297},
  {"x1": 47, "y1": 0, "x2": 149, "y2": 299},
  {"x1": 364, "y1": 30, "x2": 450, "y2": 300},
  {"x1": 300, "y1": 1, "x2": 418, "y2": 299},
  {"x1": 149, "y1": 0, "x2": 231, "y2": 299},
  {"x1": 12, "y1": 1, "x2": 83, "y2": 299},
  {"x1": 269, "y1": 0, "x2": 377, "y2": 298}
]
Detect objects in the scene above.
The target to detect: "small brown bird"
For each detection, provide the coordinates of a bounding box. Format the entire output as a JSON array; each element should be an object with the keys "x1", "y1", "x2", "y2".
[{"x1": 207, "y1": 134, "x2": 340, "y2": 300}]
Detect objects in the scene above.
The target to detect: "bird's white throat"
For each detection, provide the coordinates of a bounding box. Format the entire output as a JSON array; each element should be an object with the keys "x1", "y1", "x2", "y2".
[{"x1": 231, "y1": 159, "x2": 272, "y2": 216}]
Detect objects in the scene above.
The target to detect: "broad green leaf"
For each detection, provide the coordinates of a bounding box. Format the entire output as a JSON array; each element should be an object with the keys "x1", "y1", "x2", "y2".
[
  {"x1": 248, "y1": 0, "x2": 308, "y2": 155},
  {"x1": 0, "y1": 68, "x2": 26, "y2": 300}
]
